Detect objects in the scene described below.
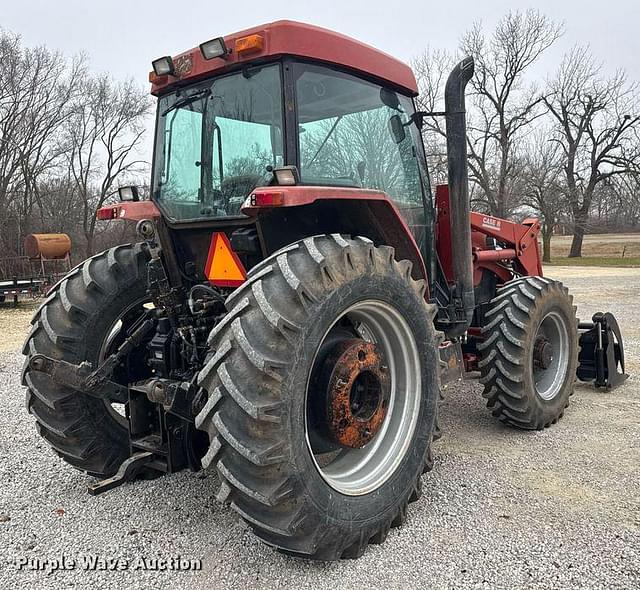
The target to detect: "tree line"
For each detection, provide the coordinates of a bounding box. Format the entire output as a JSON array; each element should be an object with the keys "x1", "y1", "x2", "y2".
[
  {"x1": 414, "y1": 10, "x2": 640, "y2": 260},
  {"x1": 0, "y1": 29, "x2": 150, "y2": 279}
]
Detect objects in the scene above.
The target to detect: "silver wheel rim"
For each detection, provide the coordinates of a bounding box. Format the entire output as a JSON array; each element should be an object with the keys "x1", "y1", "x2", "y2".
[
  {"x1": 98, "y1": 299, "x2": 153, "y2": 425},
  {"x1": 305, "y1": 300, "x2": 421, "y2": 496},
  {"x1": 533, "y1": 310, "x2": 569, "y2": 401}
]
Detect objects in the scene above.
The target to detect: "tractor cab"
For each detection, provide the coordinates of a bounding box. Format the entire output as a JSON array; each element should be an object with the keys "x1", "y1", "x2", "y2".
[
  {"x1": 147, "y1": 21, "x2": 442, "y2": 308},
  {"x1": 153, "y1": 58, "x2": 428, "y2": 227},
  {"x1": 150, "y1": 21, "x2": 428, "y2": 221}
]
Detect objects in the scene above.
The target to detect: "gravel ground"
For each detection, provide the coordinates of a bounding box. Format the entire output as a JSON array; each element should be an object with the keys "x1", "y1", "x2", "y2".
[
  {"x1": 0, "y1": 302, "x2": 39, "y2": 353},
  {"x1": 0, "y1": 267, "x2": 638, "y2": 589}
]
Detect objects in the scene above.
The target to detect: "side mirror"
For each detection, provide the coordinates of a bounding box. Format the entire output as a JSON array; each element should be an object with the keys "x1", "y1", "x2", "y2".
[
  {"x1": 118, "y1": 186, "x2": 140, "y2": 202},
  {"x1": 380, "y1": 87, "x2": 401, "y2": 111},
  {"x1": 388, "y1": 115, "x2": 406, "y2": 144}
]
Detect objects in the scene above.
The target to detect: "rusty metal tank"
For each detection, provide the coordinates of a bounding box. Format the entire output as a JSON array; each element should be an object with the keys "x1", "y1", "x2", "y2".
[{"x1": 24, "y1": 234, "x2": 72, "y2": 260}]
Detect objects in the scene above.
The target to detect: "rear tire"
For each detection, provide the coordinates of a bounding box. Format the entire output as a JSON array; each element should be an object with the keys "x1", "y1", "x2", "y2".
[
  {"x1": 478, "y1": 276, "x2": 578, "y2": 429},
  {"x1": 22, "y1": 243, "x2": 150, "y2": 476},
  {"x1": 196, "y1": 235, "x2": 441, "y2": 559}
]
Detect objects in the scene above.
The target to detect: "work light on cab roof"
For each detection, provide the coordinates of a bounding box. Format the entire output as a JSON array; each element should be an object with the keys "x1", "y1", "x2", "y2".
[
  {"x1": 199, "y1": 37, "x2": 230, "y2": 60},
  {"x1": 151, "y1": 55, "x2": 174, "y2": 77}
]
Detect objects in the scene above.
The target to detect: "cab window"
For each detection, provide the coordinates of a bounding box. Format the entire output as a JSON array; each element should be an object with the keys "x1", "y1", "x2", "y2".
[
  {"x1": 294, "y1": 63, "x2": 426, "y2": 215},
  {"x1": 153, "y1": 63, "x2": 283, "y2": 220}
]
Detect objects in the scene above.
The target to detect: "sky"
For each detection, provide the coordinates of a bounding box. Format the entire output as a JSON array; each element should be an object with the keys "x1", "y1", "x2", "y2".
[
  {"x1": 3, "y1": 0, "x2": 638, "y2": 87},
  {"x1": 3, "y1": 0, "x2": 639, "y2": 170}
]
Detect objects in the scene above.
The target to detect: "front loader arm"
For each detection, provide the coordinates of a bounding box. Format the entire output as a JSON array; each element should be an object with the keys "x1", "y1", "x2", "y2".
[{"x1": 469, "y1": 212, "x2": 543, "y2": 278}]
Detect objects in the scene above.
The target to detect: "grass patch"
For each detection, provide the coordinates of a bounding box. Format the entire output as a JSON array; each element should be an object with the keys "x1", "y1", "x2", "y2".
[
  {"x1": 550, "y1": 233, "x2": 640, "y2": 259},
  {"x1": 546, "y1": 257, "x2": 640, "y2": 267}
]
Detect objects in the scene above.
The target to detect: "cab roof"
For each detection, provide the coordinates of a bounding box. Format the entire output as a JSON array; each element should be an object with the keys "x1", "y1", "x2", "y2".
[{"x1": 150, "y1": 20, "x2": 418, "y2": 97}]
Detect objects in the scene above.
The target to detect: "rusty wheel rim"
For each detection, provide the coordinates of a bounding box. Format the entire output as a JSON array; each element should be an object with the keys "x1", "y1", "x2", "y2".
[{"x1": 305, "y1": 300, "x2": 421, "y2": 496}]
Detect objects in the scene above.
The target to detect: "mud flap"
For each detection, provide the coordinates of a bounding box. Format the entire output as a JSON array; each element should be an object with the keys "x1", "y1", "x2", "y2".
[{"x1": 577, "y1": 312, "x2": 628, "y2": 389}]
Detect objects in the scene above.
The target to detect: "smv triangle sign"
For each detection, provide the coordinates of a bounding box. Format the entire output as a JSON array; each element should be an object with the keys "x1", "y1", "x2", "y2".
[{"x1": 204, "y1": 232, "x2": 247, "y2": 287}]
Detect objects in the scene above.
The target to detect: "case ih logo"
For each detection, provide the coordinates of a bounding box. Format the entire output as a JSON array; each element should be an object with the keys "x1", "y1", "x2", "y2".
[
  {"x1": 174, "y1": 54, "x2": 194, "y2": 78},
  {"x1": 482, "y1": 216, "x2": 502, "y2": 230}
]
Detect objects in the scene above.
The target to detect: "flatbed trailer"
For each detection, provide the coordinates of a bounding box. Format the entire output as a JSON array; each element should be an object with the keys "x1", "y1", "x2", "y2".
[{"x1": 0, "y1": 277, "x2": 46, "y2": 306}]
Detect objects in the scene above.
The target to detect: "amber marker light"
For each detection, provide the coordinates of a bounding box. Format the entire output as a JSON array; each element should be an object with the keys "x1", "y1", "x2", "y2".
[{"x1": 235, "y1": 34, "x2": 264, "y2": 55}]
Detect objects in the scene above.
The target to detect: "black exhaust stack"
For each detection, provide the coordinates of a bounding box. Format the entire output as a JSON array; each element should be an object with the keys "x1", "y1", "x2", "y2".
[{"x1": 444, "y1": 57, "x2": 475, "y2": 336}]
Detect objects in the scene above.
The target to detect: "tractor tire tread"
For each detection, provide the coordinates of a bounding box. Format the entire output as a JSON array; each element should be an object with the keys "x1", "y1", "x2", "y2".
[
  {"x1": 196, "y1": 235, "x2": 438, "y2": 559},
  {"x1": 479, "y1": 276, "x2": 578, "y2": 430}
]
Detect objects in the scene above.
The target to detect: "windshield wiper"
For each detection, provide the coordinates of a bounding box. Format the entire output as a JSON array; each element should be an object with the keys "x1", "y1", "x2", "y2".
[
  {"x1": 307, "y1": 115, "x2": 343, "y2": 166},
  {"x1": 162, "y1": 89, "x2": 211, "y2": 116}
]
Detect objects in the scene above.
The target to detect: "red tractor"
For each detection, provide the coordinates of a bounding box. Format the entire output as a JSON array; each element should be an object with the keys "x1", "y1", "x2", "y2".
[{"x1": 22, "y1": 21, "x2": 626, "y2": 560}]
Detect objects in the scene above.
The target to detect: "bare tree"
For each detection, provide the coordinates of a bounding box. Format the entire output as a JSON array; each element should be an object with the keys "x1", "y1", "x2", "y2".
[
  {"x1": 63, "y1": 75, "x2": 152, "y2": 256},
  {"x1": 0, "y1": 30, "x2": 85, "y2": 258},
  {"x1": 589, "y1": 171, "x2": 640, "y2": 232},
  {"x1": 520, "y1": 131, "x2": 566, "y2": 262},
  {"x1": 0, "y1": 30, "x2": 153, "y2": 274},
  {"x1": 461, "y1": 10, "x2": 563, "y2": 218},
  {"x1": 543, "y1": 46, "x2": 640, "y2": 257},
  {"x1": 412, "y1": 47, "x2": 452, "y2": 186},
  {"x1": 413, "y1": 12, "x2": 563, "y2": 216}
]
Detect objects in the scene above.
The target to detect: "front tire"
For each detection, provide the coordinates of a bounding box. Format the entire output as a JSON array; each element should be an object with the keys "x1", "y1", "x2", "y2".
[
  {"x1": 195, "y1": 235, "x2": 441, "y2": 559},
  {"x1": 478, "y1": 276, "x2": 578, "y2": 429}
]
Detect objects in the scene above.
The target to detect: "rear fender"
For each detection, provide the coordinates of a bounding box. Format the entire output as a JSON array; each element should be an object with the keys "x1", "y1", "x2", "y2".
[
  {"x1": 96, "y1": 201, "x2": 161, "y2": 222},
  {"x1": 244, "y1": 186, "x2": 428, "y2": 291}
]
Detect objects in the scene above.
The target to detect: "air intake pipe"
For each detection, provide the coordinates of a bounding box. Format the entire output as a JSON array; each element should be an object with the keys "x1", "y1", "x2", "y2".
[{"x1": 444, "y1": 57, "x2": 475, "y2": 336}]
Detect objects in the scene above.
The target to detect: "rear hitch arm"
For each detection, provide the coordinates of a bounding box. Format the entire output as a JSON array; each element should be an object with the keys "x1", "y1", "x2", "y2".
[
  {"x1": 28, "y1": 314, "x2": 156, "y2": 402},
  {"x1": 28, "y1": 354, "x2": 129, "y2": 403},
  {"x1": 87, "y1": 452, "x2": 155, "y2": 496}
]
